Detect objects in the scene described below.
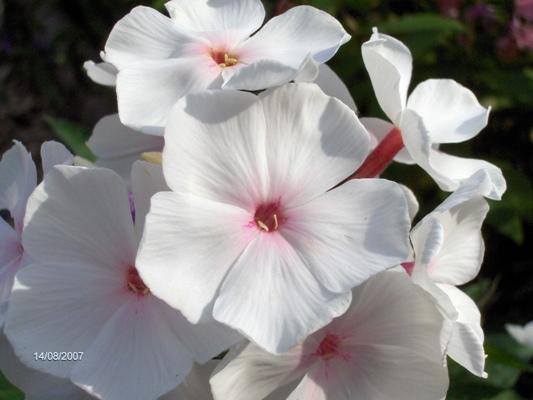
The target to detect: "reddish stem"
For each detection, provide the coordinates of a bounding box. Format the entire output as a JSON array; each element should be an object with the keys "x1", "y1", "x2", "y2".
[{"x1": 349, "y1": 127, "x2": 404, "y2": 179}]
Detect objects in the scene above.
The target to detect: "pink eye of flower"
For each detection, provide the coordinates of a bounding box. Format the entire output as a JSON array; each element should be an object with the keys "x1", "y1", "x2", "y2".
[
  {"x1": 210, "y1": 49, "x2": 239, "y2": 68},
  {"x1": 126, "y1": 267, "x2": 150, "y2": 296},
  {"x1": 254, "y1": 202, "x2": 285, "y2": 232},
  {"x1": 315, "y1": 334, "x2": 342, "y2": 360}
]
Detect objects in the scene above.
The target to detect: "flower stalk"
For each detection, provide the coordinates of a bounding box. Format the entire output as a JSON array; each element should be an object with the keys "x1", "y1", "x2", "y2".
[{"x1": 350, "y1": 127, "x2": 404, "y2": 179}]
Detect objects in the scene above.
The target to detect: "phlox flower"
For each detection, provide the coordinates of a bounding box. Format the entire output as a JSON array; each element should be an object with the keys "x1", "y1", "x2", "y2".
[
  {"x1": 406, "y1": 170, "x2": 494, "y2": 377},
  {"x1": 136, "y1": 83, "x2": 411, "y2": 354},
  {"x1": 210, "y1": 270, "x2": 449, "y2": 400},
  {"x1": 361, "y1": 28, "x2": 506, "y2": 199},
  {"x1": 0, "y1": 141, "x2": 73, "y2": 327},
  {"x1": 4, "y1": 163, "x2": 240, "y2": 400},
  {"x1": 89, "y1": 0, "x2": 350, "y2": 133},
  {"x1": 506, "y1": 321, "x2": 533, "y2": 349}
]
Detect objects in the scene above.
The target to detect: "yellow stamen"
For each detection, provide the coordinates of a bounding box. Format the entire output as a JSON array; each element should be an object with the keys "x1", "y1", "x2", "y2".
[
  {"x1": 322, "y1": 352, "x2": 336, "y2": 360},
  {"x1": 219, "y1": 53, "x2": 238, "y2": 68},
  {"x1": 141, "y1": 152, "x2": 162, "y2": 165},
  {"x1": 256, "y1": 219, "x2": 269, "y2": 232},
  {"x1": 273, "y1": 214, "x2": 279, "y2": 230}
]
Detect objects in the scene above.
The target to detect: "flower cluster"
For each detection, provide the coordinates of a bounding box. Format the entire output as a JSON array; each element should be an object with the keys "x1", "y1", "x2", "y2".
[{"x1": 0, "y1": 1, "x2": 508, "y2": 399}]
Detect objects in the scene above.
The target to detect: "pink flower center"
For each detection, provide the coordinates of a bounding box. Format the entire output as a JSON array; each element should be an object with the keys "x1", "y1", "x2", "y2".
[
  {"x1": 315, "y1": 334, "x2": 342, "y2": 360},
  {"x1": 126, "y1": 267, "x2": 150, "y2": 297},
  {"x1": 211, "y1": 49, "x2": 239, "y2": 68},
  {"x1": 401, "y1": 261, "x2": 415, "y2": 276},
  {"x1": 254, "y1": 202, "x2": 285, "y2": 232}
]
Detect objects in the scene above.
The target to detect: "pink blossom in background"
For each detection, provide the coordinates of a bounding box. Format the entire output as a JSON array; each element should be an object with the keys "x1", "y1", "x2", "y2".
[
  {"x1": 437, "y1": 0, "x2": 463, "y2": 18},
  {"x1": 515, "y1": 0, "x2": 533, "y2": 20}
]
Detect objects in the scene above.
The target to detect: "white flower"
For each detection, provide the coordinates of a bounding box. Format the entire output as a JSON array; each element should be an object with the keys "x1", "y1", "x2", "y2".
[
  {"x1": 91, "y1": 0, "x2": 350, "y2": 133},
  {"x1": 87, "y1": 114, "x2": 164, "y2": 179},
  {"x1": 210, "y1": 271, "x2": 449, "y2": 400},
  {"x1": 361, "y1": 28, "x2": 506, "y2": 199},
  {"x1": 506, "y1": 321, "x2": 533, "y2": 349},
  {"x1": 4, "y1": 163, "x2": 240, "y2": 400},
  {"x1": 0, "y1": 141, "x2": 73, "y2": 327},
  {"x1": 136, "y1": 83, "x2": 411, "y2": 354},
  {"x1": 407, "y1": 171, "x2": 493, "y2": 377}
]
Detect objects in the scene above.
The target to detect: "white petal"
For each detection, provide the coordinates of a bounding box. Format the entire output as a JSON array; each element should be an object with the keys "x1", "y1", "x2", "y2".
[
  {"x1": 293, "y1": 55, "x2": 320, "y2": 83},
  {"x1": 213, "y1": 233, "x2": 352, "y2": 354},
  {"x1": 427, "y1": 198, "x2": 488, "y2": 286},
  {"x1": 83, "y1": 61, "x2": 118, "y2": 87},
  {"x1": 283, "y1": 179, "x2": 411, "y2": 293},
  {"x1": 95, "y1": 154, "x2": 148, "y2": 182},
  {"x1": 362, "y1": 28, "x2": 412, "y2": 124},
  {"x1": 439, "y1": 284, "x2": 487, "y2": 378},
  {"x1": 0, "y1": 257, "x2": 22, "y2": 327},
  {"x1": 88, "y1": 114, "x2": 164, "y2": 179},
  {"x1": 88, "y1": 114, "x2": 165, "y2": 156},
  {"x1": 155, "y1": 297, "x2": 241, "y2": 365},
  {"x1": 0, "y1": 334, "x2": 94, "y2": 400},
  {"x1": 342, "y1": 271, "x2": 446, "y2": 362},
  {"x1": 400, "y1": 109, "x2": 506, "y2": 199},
  {"x1": 360, "y1": 117, "x2": 414, "y2": 164},
  {"x1": 117, "y1": 58, "x2": 221, "y2": 134},
  {"x1": 407, "y1": 79, "x2": 490, "y2": 144},
  {"x1": 427, "y1": 150, "x2": 506, "y2": 200},
  {"x1": 435, "y1": 169, "x2": 502, "y2": 212},
  {"x1": 131, "y1": 160, "x2": 169, "y2": 238},
  {"x1": 162, "y1": 361, "x2": 219, "y2": 400},
  {"x1": 411, "y1": 216, "x2": 445, "y2": 267},
  {"x1": 136, "y1": 191, "x2": 254, "y2": 323},
  {"x1": 0, "y1": 216, "x2": 19, "y2": 267},
  {"x1": 506, "y1": 322, "x2": 533, "y2": 348},
  {"x1": 40, "y1": 141, "x2": 74, "y2": 175},
  {"x1": 225, "y1": 5, "x2": 349, "y2": 90},
  {"x1": 260, "y1": 82, "x2": 370, "y2": 208},
  {"x1": 400, "y1": 184, "x2": 419, "y2": 222},
  {"x1": 243, "y1": 5, "x2": 349, "y2": 66},
  {"x1": 210, "y1": 342, "x2": 307, "y2": 400},
  {"x1": 22, "y1": 166, "x2": 137, "y2": 269},
  {"x1": 0, "y1": 141, "x2": 37, "y2": 232},
  {"x1": 104, "y1": 6, "x2": 199, "y2": 69},
  {"x1": 165, "y1": 0, "x2": 265, "y2": 39},
  {"x1": 163, "y1": 89, "x2": 266, "y2": 209},
  {"x1": 222, "y1": 59, "x2": 302, "y2": 91},
  {"x1": 4, "y1": 261, "x2": 125, "y2": 378},
  {"x1": 71, "y1": 298, "x2": 193, "y2": 400},
  {"x1": 313, "y1": 64, "x2": 357, "y2": 113}
]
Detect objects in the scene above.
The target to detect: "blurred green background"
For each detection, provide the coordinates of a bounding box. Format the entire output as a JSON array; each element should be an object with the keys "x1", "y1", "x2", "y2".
[{"x1": 0, "y1": 0, "x2": 531, "y2": 399}]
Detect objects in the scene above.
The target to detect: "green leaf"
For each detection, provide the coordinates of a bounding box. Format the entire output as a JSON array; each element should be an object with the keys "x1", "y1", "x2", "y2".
[
  {"x1": 486, "y1": 390, "x2": 524, "y2": 400},
  {"x1": 0, "y1": 372, "x2": 23, "y2": 400},
  {"x1": 299, "y1": 0, "x2": 340, "y2": 14},
  {"x1": 151, "y1": 0, "x2": 166, "y2": 12},
  {"x1": 377, "y1": 13, "x2": 465, "y2": 56},
  {"x1": 486, "y1": 163, "x2": 533, "y2": 244},
  {"x1": 480, "y1": 69, "x2": 533, "y2": 107},
  {"x1": 464, "y1": 278, "x2": 491, "y2": 304},
  {"x1": 44, "y1": 116, "x2": 96, "y2": 162},
  {"x1": 378, "y1": 13, "x2": 466, "y2": 35}
]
